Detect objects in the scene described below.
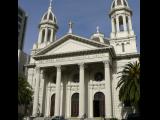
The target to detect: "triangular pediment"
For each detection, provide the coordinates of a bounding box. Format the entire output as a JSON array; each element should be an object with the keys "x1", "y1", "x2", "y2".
[{"x1": 35, "y1": 34, "x2": 109, "y2": 56}]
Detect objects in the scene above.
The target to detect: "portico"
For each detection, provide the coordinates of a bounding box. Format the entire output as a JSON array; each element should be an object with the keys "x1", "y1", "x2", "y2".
[{"x1": 31, "y1": 47, "x2": 113, "y2": 119}]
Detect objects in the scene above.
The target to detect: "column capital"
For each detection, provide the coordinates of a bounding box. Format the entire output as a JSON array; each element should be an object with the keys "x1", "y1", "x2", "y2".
[
  {"x1": 78, "y1": 63, "x2": 85, "y2": 68},
  {"x1": 55, "y1": 65, "x2": 61, "y2": 72},
  {"x1": 103, "y1": 61, "x2": 112, "y2": 68},
  {"x1": 35, "y1": 67, "x2": 40, "y2": 72}
]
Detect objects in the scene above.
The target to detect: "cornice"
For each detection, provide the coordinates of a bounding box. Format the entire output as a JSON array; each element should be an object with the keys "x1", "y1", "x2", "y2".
[
  {"x1": 109, "y1": 7, "x2": 132, "y2": 17},
  {"x1": 115, "y1": 53, "x2": 140, "y2": 60},
  {"x1": 33, "y1": 47, "x2": 115, "y2": 60}
]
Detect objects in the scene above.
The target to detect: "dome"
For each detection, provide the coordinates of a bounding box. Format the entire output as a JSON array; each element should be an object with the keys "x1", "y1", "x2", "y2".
[
  {"x1": 111, "y1": 0, "x2": 129, "y2": 9},
  {"x1": 40, "y1": 8, "x2": 57, "y2": 24}
]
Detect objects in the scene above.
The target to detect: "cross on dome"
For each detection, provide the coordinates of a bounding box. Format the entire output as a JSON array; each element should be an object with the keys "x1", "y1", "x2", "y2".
[
  {"x1": 68, "y1": 20, "x2": 73, "y2": 34},
  {"x1": 96, "y1": 26, "x2": 99, "y2": 33},
  {"x1": 49, "y1": 0, "x2": 53, "y2": 9}
]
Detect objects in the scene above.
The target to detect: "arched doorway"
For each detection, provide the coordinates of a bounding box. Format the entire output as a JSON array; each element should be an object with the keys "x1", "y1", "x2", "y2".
[
  {"x1": 93, "y1": 92, "x2": 105, "y2": 117},
  {"x1": 50, "y1": 94, "x2": 55, "y2": 116},
  {"x1": 71, "y1": 93, "x2": 79, "y2": 117}
]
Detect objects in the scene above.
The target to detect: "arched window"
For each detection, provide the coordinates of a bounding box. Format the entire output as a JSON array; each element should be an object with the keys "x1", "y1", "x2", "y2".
[
  {"x1": 41, "y1": 29, "x2": 45, "y2": 43},
  {"x1": 71, "y1": 93, "x2": 79, "y2": 117},
  {"x1": 123, "y1": 0, "x2": 127, "y2": 6},
  {"x1": 94, "y1": 72, "x2": 104, "y2": 81},
  {"x1": 122, "y1": 43, "x2": 125, "y2": 52},
  {"x1": 117, "y1": 0, "x2": 122, "y2": 5},
  {"x1": 50, "y1": 94, "x2": 55, "y2": 116},
  {"x1": 114, "y1": 18, "x2": 117, "y2": 32},
  {"x1": 112, "y1": 1, "x2": 115, "y2": 8},
  {"x1": 93, "y1": 92, "x2": 105, "y2": 117},
  {"x1": 49, "y1": 13, "x2": 53, "y2": 20},
  {"x1": 119, "y1": 16, "x2": 124, "y2": 31},
  {"x1": 72, "y1": 73, "x2": 79, "y2": 83},
  {"x1": 44, "y1": 14, "x2": 47, "y2": 20},
  {"x1": 47, "y1": 29, "x2": 51, "y2": 42},
  {"x1": 126, "y1": 16, "x2": 129, "y2": 31}
]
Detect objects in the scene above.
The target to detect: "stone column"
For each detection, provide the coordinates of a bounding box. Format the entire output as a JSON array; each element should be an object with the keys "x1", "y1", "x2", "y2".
[
  {"x1": 54, "y1": 65, "x2": 61, "y2": 116},
  {"x1": 111, "y1": 18, "x2": 115, "y2": 33},
  {"x1": 123, "y1": 15, "x2": 127, "y2": 31},
  {"x1": 44, "y1": 28, "x2": 48, "y2": 42},
  {"x1": 116, "y1": 16, "x2": 120, "y2": 32},
  {"x1": 32, "y1": 67, "x2": 41, "y2": 117},
  {"x1": 128, "y1": 16, "x2": 133, "y2": 31},
  {"x1": 104, "y1": 61, "x2": 113, "y2": 118},
  {"x1": 50, "y1": 29, "x2": 53, "y2": 42},
  {"x1": 39, "y1": 70, "x2": 45, "y2": 115},
  {"x1": 38, "y1": 29, "x2": 42, "y2": 43},
  {"x1": 79, "y1": 63, "x2": 85, "y2": 117}
]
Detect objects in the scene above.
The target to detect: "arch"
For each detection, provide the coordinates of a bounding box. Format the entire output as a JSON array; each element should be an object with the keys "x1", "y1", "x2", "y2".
[
  {"x1": 44, "y1": 14, "x2": 47, "y2": 20},
  {"x1": 119, "y1": 16, "x2": 124, "y2": 31},
  {"x1": 123, "y1": 0, "x2": 127, "y2": 6},
  {"x1": 41, "y1": 29, "x2": 45, "y2": 43},
  {"x1": 117, "y1": 0, "x2": 122, "y2": 5},
  {"x1": 112, "y1": 1, "x2": 115, "y2": 8},
  {"x1": 47, "y1": 29, "x2": 51, "y2": 42},
  {"x1": 50, "y1": 94, "x2": 55, "y2": 116},
  {"x1": 122, "y1": 43, "x2": 125, "y2": 52},
  {"x1": 49, "y1": 13, "x2": 53, "y2": 20},
  {"x1": 93, "y1": 92, "x2": 105, "y2": 117},
  {"x1": 94, "y1": 72, "x2": 104, "y2": 81},
  {"x1": 71, "y1": 93, "x2": 79, "y2": 117}
]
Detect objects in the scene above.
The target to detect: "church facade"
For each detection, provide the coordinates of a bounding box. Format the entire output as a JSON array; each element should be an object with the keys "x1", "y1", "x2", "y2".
[{"x1": 26, "y1": 0, "x2": 139, "y2": 119}]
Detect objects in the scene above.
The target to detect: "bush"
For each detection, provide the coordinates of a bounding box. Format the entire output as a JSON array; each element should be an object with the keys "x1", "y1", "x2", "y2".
[{"x1": 109, "y1": 118, "x2": 118, "y2": 120}]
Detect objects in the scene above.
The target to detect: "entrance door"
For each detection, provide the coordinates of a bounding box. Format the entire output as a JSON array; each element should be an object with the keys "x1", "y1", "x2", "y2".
[
  {"x1": 93, "y1": 92, "x2": 105, "y2": 117},
  {"x1": 50, "y1": 94, "x2": 55, "y2": 116},
  {"x1": 71, "y1": 93, "x2": 79, "y2": 117}
]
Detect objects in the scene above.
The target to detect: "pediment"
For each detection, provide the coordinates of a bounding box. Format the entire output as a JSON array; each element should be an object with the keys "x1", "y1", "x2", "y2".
[
  {"x1": 46, "y1": 39, "x2": 98, "y2": 55},
  {"x1": 35, "y1": 34, "x2": 109, "y2": 56}
]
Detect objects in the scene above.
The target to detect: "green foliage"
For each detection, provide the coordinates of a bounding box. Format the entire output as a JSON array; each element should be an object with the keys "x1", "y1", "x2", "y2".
[
  {"x1": 18, "y1": 74, "x2": 33, "y2": 105},
  {"x1": 116, "y1": 61, "x2": 140, "y2": 107}
]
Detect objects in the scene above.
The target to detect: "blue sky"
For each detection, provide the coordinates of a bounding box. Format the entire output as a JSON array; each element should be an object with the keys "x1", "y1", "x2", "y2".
[{"x1": 18, "y1": 0, "x2": 140, "y2": 54}]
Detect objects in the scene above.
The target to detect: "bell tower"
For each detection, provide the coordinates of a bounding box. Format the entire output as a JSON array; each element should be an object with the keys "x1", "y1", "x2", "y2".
[
  {"x1": 32, "y1": 0, "x2": 58, "y2": 50},
  {"x1": 109, "y1": 0, "x2": 137, "y2": 54}
]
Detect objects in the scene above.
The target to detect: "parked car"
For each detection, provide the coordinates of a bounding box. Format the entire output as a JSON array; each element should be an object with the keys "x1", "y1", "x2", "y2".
[{"x1": 50, "y1": 116, "x2": 65, "y2": 120}]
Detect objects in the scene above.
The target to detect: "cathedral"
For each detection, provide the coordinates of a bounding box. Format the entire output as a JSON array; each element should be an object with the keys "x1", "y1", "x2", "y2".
[{"x1": 26, "y1": 0, "x2": 139, "y2": 119}]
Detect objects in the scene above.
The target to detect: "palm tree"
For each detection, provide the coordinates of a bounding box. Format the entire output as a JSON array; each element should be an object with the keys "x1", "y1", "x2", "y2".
[
  {"x1": 116, "y1": 61, "x2": 140, "y2": 112},
  {"x1": 18, "y1": 74, "x2": 33, "y2": 117}
]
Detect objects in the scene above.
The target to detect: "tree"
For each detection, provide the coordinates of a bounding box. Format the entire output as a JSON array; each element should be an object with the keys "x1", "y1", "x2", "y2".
[
  {"x1": 116, "y1": 61, "x2": 140, "y2": 112},
  {"x1": 18, "y1": 74, "x2": 33, "y2": 116}
]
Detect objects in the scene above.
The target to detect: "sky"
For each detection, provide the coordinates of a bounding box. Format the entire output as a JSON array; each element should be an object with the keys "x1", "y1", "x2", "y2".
[{"x1": 18, "y1": 0, "x2": 140, "y2": 54}]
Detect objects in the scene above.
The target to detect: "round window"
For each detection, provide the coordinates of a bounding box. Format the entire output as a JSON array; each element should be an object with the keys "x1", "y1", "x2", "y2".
[
  {"x1": 72, "y1": 73, "x2": 79, "y2": 83},
  {"x1": 94, "y1": 72, "x2": 104, "y2": 81}
]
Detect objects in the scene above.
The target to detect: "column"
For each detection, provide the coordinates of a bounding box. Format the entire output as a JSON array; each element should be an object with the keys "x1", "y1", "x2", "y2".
[
  {"x1": 38, "y1": 29, "x2": 42, "y2": 43},
  {"x1": 128, "y1": 16, "x2": 133, "y2": 31},
  {"x1": 104, "y1": 61, "x2": 113, "y2": 118},
  {"x1": 66, "y1": 80, "x2": 71, "y2": 118},
  {"x1": 116, "y1": 16, "x2": 120, "y2": 32},
  {"x1": 123, "y1": 15, "x2": 127, "y2": 31},
  {"x1": 111, "y1": 18, "x2": 115, "y2": 33},
  {"x1": 50, "y1": 29, "x2": 53, "y2": 42},
  {"x1": 79, "y1": 63, "x2": 85, "y2": 117},
  {"x1": 39, "y1": 70, "x2": 45, "y2": 115},
  {"x1": 45, "y1": 81, "x2": 50, "y2": 117},
  {"x1": 54, "y1": 65, "x2": 61, "y2": 116},
  {"x1": 44, "y1": 28, "x2": 48, "y2": 42},
  {"x1": 32, "y1": 67, "x2": 41, "y2": 117}
]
